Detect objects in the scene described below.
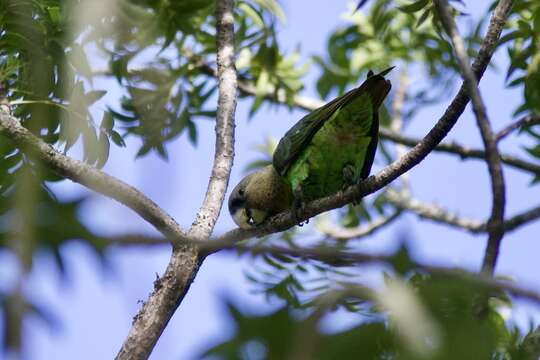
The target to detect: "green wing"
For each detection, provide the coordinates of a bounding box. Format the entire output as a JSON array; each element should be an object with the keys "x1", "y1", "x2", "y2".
[{"x1": 272, "y1": 67, "x2": 393, "y2": 176}]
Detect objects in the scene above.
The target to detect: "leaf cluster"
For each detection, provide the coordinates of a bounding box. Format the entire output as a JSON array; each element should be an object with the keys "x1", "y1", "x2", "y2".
[{"x1": 203, "y1": 267, "x2": 539, "y2": 360}]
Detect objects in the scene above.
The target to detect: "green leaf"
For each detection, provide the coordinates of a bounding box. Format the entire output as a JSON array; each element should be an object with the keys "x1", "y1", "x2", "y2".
[
  {"x1": 69, "y1": 44, "x2": 93, "y2": 81},
  {"x1": 416, "y1": 6, "x2": 432, "y2": 27},
  {"x1": 398, "y1": 0, "x2": 430, "y2": 14},
  {"x1": 100, "y1": 112, "x2": 114, "y2": 132},
  {"x1": 82, "y1": 126, "x2": 99, "y2": 165},
  {"x1": 251, "y1": 0, "x2": 286, "y2": 23},
  {"x1": 390, "y1": 244, "x2": 414, "y2": 275},
  {"x1": 46, "y1": 6, "x2": 61, "y2": 25},
  {"x1": 238, "y1": 2, "x2": 265, "y2": 29},
  {"x1": 85, "y1": 90, "x2": 107, "y2": 106},
  {"x1": 96, "y1": 134, "x2": 110, "y2": 169},
  {"x1": 525, "y1": 144, "x2": 540, "y2": 159},
  {"x1": 110, "y1": 131, "x2": 126, "y2": 147},
  {"x1": 187, "y1": 121, "x2": 198, "y2": 146}
]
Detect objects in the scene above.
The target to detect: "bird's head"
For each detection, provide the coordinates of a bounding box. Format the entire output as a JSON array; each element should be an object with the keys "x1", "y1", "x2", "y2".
[{"x1": 228, "y1": 172, "x2": 269, "y2": 229}]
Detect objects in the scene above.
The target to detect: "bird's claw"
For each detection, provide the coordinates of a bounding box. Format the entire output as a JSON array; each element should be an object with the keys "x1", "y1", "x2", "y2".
[
  {"x1": 292, "y1": 186, "x2": 309, "y2": 227},
  {"x1": 342, "y1": 165, "x2": 362, "y2": 206}
]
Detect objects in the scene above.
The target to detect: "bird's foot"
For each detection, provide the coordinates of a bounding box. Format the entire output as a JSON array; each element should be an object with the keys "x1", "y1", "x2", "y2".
[
  {"x1": 342, "y1": 165, "x2": 362, "y2": 206},
  {"x1": 292, "y1": 186, "x2": 309, "y2": 227}
]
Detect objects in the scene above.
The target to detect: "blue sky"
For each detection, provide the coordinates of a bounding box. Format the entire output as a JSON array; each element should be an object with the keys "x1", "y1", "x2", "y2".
[{"x1": 1, "y1": 1, "x2": 540, "y2": 359}]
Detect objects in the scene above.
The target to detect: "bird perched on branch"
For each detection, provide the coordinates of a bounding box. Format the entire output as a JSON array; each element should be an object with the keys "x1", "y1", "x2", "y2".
[{"x1": 229, "y1": 67, "x2": 393, "y2": 229}]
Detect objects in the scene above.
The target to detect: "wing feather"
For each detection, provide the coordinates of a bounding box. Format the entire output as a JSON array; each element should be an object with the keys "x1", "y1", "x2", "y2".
[{"x1": 272, "y1": 68, "x2": 392, "y2": 176}]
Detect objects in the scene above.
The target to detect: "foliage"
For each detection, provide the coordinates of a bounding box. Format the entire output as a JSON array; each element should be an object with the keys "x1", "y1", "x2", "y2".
[
  {"x1": 0, "y1": 0, "x2": 539, "y2": 357},
  {"x1": 498, "y1": 0, "x2": 540, "y2": 177},
  {"x1": 204, "y1": 264, "x2": 538, "y2": 360}
]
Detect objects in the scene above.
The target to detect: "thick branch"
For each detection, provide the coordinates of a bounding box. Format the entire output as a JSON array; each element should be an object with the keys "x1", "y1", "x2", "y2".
[
  {"x1": 433, "y1": 0, "x2": 508, "y2": 275},
  {"x1": 0, "y1": 110, "x2": 185, "y2": 242},
  {"x1": 115, "y1": 1, "x2": 238, "y2": 359}
]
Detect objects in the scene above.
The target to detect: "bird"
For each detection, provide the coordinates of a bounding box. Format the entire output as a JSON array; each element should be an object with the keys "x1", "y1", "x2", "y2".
[{"x1": 228, "y1": 67, "x2": 393, "y2": 229}]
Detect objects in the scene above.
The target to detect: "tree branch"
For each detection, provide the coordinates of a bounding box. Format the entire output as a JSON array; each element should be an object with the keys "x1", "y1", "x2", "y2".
[
  {"x1": 496, "y1": 114, "x2": 540, "y2": 142},
  {"x1": 105, "y1": 198, "x2": 540, "y2": 247},
  {"x1": 107, "y1": 233, "x2": 169, "y2": 246},
  {"x1": 386, "y1": 190, "x2": 540, "y2": 234},
  {"x1": 379, "y1": 127, "x2": 540, "y2": 176},
  {"x1": 115, "y1": 1, "x2": 238, "y2": 359},
  {"x1": 433, "y1": 0, "x2": 508, "y2": 275},
  {"x1": 316, "y1": 210, "x2": 401, "y2": 240},
  {"x1": 386, "y1": 190, "x2": 484, "y2": 232},
  {"x1": 0, "y1": 110, "x2": 186, "y2": 243},
  {"x1": 88, "y1": 226, "x2": 540, "y2": 307}
]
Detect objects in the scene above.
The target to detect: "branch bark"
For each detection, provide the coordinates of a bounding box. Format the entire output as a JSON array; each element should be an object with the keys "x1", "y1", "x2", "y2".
[
  {"x1": 115, "y1": 1, "x2": 238, "y2": 358},
  {"x1": 433, "y1": 0, "x2": 508, "y2": 275}
]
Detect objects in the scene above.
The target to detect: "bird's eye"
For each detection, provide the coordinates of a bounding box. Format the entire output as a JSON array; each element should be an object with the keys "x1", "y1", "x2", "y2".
[
  {"x1": 238, "y1": 189, "x2": 245, "y2": 196},
  {"x1": 246, "y1": 209, "x2": 254, "y2": 225}
]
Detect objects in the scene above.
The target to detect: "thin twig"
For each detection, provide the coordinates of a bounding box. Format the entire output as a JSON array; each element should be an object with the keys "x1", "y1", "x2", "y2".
[
  {"x1": 104, "y1": 200, "x2": 540, "y2": 246},
  {"x1": 496, "y1": 114, "x2": 540, "y2": 142},
  {"x1": 107, "y1": 234, "x2": 170, "y2": 246},
  {"x1": 433, "y1": 0, "x2": 509, "y2": 275},
  {"x1": 94, "y1": 216, "x2": 540, "y2": 309},
  {"x1": 379, "y1": 128, "x2": 540, "y2": 175},
  {"x1": 316, "y1": 210, "x2": 401, "y2": 240},
  {"x1": 385, "y1": 190, "x2": 485, "y2": 232},
  {"x1": 386, "y1": 190, "x2": 540, "y2": 234},
  {"x1": 115, "y1": 1, "x2": 238, "y2": 359}
]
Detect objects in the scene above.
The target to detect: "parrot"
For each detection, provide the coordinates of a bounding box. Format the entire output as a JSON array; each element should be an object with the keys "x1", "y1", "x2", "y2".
[{"x1": 228, "y1": 67, "x2": 393, "y2": 229}]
